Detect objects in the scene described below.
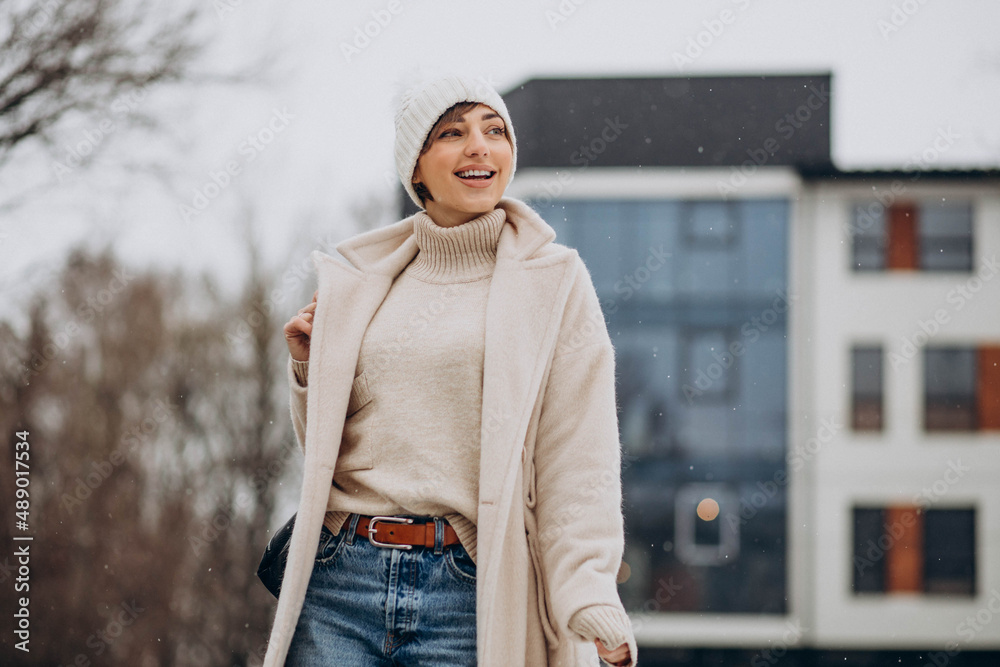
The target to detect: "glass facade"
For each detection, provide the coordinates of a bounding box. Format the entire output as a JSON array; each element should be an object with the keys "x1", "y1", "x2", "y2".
[{"x1": 532, "y1": 198, "x2": 790, "y2": 614}]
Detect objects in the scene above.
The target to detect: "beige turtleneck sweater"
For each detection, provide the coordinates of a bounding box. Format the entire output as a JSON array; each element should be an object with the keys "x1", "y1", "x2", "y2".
[{"x1": 290, "y1": 207, "x2": 507, "y2": 564}]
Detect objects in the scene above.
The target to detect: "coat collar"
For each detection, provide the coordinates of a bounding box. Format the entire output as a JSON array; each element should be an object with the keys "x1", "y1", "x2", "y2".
[{"x1": 332, "y1": 197, "x2": 557, "y2": 275}]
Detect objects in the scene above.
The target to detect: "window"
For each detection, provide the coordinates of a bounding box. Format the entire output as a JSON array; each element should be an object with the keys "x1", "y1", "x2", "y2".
[
  {"x1": 852, "y1": 508, "x2": 885, "y2": 592},
  {"x1": 851, "y1": 346, "x2": 883, "y2": 431},
  {"x1": 681, "y1": 200, "x2": 740, "y2": 247},
  {"x1": 924, "y1": 345, "x2": 1000, "y2": 431},
  {"x1": 920, "y1": 202, "x2": 975, "y2": 271},
  {"x1": 681, "y1": 328, "x2": 739, "y2": 402},
  {"x1": 851, "y1": 205, "x2": 886, "y2": 271},
  {"x1": 924, "y1": 509, "x2": 977, "y2": 595},
  {"x1": 852, "y1": 506, "x2": 976, "y2": 596},
  {"x1": 674, "y1": 483, "x2": 740, "y2": 567},
  {"x1": 924, "y1": 347, "x2": 976, "y2": 430},
  {"x1": 850, "y1": 200, "x2": 973, "y2": 272}
]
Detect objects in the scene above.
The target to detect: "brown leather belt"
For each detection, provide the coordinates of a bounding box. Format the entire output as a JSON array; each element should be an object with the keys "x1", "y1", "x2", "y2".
[{"x1": 354, "y1": 515, "x2": 460, "y2": 550}]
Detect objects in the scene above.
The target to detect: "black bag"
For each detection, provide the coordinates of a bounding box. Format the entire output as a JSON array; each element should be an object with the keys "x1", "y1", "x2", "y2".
[{"x1": 257, "y1": 513, "x2": 296, "y2": 598}]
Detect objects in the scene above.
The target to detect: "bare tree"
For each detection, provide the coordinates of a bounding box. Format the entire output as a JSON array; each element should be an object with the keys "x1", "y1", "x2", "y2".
[
  {"x1": 0, "y1": 0, "x2": 205, "y2": 172},
  {"x1": 0, "y1": 241, "x2": 299, "y2": 666}
]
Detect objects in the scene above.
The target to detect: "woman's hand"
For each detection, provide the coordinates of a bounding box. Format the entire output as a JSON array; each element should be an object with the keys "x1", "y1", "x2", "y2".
[
  {"x1": 595, "y1": 639, "x2": 631, "y2": 666},
  {"x1": 284, "y1": 290, "x2": 317, "y2": 361}
]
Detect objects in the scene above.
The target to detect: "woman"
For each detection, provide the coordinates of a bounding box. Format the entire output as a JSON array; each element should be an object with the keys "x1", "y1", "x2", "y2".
[{"x1": 264, "y1": 74, "x2": 637, "y2": 666}]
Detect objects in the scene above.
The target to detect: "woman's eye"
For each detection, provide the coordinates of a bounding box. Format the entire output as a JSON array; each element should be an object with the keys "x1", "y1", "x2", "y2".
[{"x1": 488, "y1": 126, "x2": 506, "y2": 135}]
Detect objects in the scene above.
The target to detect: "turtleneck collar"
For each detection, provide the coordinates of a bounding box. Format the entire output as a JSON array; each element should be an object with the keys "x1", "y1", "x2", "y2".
[{"x1": 405, "y1": 208, "x2": 506, "y2": 283}]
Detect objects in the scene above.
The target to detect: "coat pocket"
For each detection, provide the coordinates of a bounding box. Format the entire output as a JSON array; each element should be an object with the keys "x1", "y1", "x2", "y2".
[{"x1": 337, "y1": 370, "x2": 375, "y2": 472}]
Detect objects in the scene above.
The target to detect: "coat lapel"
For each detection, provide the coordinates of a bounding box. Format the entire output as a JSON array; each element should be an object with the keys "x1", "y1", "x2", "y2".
[
  {"x1": 478, "y1": 253, "x2": 575, "y2": 504},
  {"x1": 301, "y1": 215, "x2": 424, "y2": 471},
  {"x1": 476, "y1": 199, "x2": 582, "y2": 662},
  {"x1": 475, "y1": 245, "x2": 579, "y2": 663},
  {"x1": 265, "y1": 224, "x2": 420, "y2": 658}
]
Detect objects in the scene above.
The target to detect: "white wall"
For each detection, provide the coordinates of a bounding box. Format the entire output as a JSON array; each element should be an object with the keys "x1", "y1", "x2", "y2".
[{"x1": 803, "y1": 180, "x2": 1000, "y2": 649}]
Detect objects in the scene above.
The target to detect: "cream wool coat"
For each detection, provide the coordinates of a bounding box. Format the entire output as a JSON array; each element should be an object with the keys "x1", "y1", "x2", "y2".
[{"x1": 262, "y1": 197, "x2": 638, "y2": 667}]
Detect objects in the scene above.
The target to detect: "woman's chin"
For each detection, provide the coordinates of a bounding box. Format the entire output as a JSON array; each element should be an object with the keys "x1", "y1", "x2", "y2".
[{"x1": 444, "y1": 194, "x2": 501, "y2": 214}]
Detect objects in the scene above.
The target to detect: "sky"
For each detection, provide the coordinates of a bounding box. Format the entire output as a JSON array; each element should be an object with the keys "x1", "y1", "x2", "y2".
[{"x1": 3, "y1": 0, "x2": 999, "y2": 319}]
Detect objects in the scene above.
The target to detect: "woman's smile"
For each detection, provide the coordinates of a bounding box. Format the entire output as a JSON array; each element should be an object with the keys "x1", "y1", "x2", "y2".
[{"x1": 454, "y1": 164, "x2": 498, "y2": 188}]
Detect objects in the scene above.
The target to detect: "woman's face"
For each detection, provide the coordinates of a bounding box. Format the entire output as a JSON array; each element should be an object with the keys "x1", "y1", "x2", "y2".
[{"x1": 412, "y1": 103, "x2": 513, "y2": 228}]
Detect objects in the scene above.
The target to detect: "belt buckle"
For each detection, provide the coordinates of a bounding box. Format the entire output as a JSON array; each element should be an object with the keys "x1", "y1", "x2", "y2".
[{"x1": 368, "y1": 516, "x2": 414, "y2": 550}]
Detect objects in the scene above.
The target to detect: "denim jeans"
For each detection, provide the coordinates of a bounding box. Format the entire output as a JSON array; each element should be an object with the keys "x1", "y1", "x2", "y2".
[{"x1": 285, "y1": 513, "x2": 477, "y2": 666}]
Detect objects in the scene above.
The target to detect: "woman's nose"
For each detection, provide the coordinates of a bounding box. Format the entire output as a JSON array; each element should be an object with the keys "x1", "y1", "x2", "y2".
[{"x1": 465, "y1": 130, "x2": 488, "y2": 155}]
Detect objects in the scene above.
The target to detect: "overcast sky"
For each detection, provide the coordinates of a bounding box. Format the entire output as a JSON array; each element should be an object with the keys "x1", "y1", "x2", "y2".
[{"x1": 3, "y1": 0, "x2": 999, "y2": 318}]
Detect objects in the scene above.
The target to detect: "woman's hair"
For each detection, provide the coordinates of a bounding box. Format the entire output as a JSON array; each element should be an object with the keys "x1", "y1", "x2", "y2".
[{"x1": 413, "y1": 101, "x2": 514, "y2": 205}]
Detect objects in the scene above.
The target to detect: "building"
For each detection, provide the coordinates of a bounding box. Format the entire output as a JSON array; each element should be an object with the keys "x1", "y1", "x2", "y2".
[{"x1": 401, "y1": 73, "x2": 1000, "y2": 665}]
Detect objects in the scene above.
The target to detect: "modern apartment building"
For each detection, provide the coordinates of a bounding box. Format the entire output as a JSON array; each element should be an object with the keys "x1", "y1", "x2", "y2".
[{"x1": 401, "y1": 73, "x2": 1000, "y2": 665}]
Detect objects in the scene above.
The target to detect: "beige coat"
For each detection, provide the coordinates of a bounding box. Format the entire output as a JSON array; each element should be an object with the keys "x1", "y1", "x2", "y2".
[{"x1": 262, "y1": 197, "x2": 637, "y2": 666}]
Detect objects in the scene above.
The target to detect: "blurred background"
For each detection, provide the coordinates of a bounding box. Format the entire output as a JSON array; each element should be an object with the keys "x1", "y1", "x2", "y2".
[{"x1": 1, "y1": 1, "x2": 999, "y2": 665}]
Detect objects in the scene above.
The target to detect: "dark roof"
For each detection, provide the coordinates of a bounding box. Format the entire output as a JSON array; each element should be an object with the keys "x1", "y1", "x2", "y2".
[
  {"x1": 797, "y1": 166, "x2": 1000, "y2": 182},
  {"x1": 502, "y1": 73, "x2": 834, "y2": 170}
]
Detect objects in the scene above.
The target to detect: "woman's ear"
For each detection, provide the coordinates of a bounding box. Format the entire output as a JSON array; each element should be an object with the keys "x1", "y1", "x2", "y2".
[
  {"x1": 413, "y1": 181, "x2": 432, "y2": 203},
  {"x1": 412, "y1": 165, "x2": 432, "y2": 203}
]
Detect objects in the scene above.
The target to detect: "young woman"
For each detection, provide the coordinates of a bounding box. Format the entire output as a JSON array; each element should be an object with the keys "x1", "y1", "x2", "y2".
[{"x1": 264, "y1": 74, "x2": 637, "y2": 666}]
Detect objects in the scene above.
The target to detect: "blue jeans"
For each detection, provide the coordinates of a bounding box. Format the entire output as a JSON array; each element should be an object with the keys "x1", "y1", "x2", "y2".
[{"x1": 285, "y1": 513, "x2": 477, "y2": 666}]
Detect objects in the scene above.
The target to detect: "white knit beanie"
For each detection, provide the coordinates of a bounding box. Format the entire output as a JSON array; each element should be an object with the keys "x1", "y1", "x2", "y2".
[{"x1": 394, "y1": 73, "x2": 517, "y2": 210}]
